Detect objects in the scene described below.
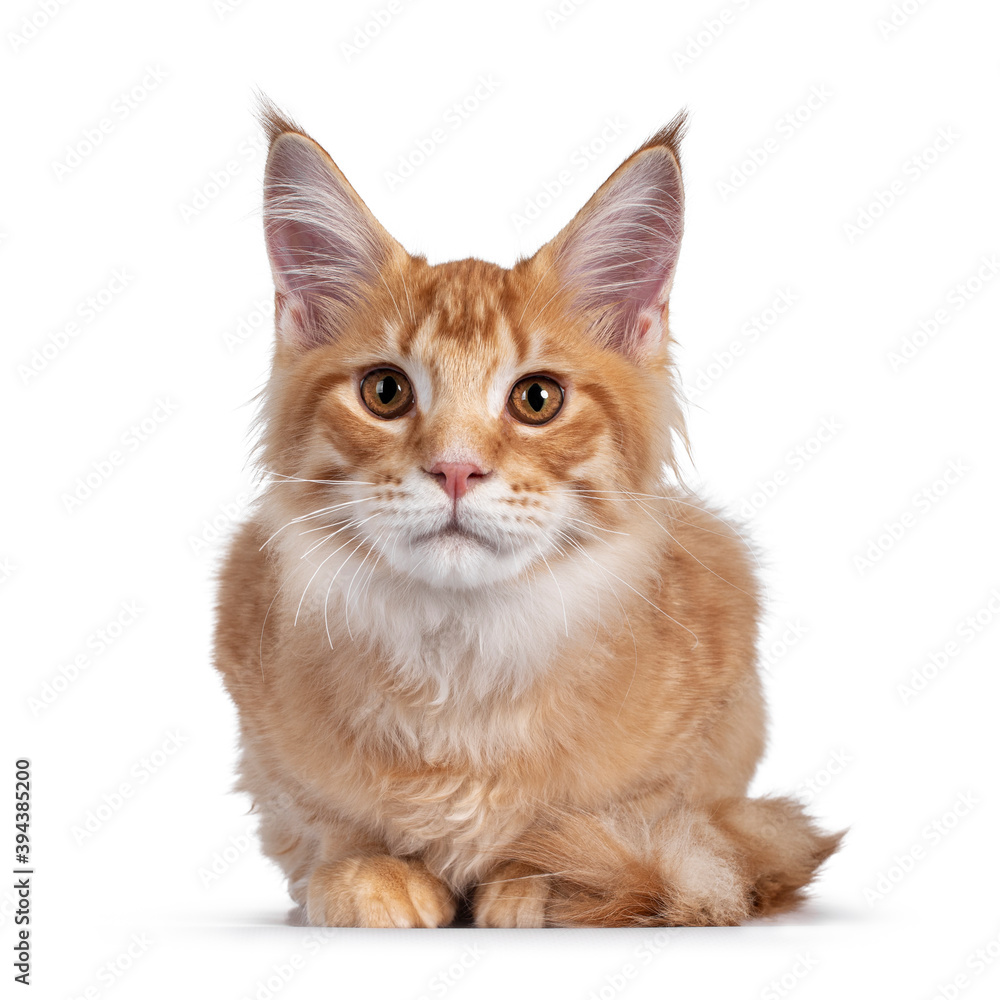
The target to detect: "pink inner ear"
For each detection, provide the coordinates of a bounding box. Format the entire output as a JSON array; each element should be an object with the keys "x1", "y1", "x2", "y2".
[
  {"x1": 556, "y1": 147, "x2": 684, "y2": 358},
  {"x1": 263, "y1": 133, "x2": 392, "y2": 345},
  {"x1": 267, "y1": 216, "x2": 334, "y2": 295}
]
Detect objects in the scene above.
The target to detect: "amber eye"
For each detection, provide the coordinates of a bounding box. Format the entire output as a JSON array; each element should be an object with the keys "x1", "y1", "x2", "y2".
[
  {"x1": 507, "y1": 375, "x2": 564, "y2": 425},
  {"x1": 360, "y1": 368, "x2": 414, "y2": 419}
]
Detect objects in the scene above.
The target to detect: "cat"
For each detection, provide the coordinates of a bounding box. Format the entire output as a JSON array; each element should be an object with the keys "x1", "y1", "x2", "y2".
[{"x1": 212, "y1": 100, "x2": 842, "y2": 928}]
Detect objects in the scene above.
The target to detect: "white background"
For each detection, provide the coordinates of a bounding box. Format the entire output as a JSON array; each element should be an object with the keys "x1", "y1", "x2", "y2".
[{"x1": 3, "y1": 0, "x2": 1000, "y2": 997}]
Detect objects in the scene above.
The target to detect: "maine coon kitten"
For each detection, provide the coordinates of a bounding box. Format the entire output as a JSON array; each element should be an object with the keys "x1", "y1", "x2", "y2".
[{"x1": 213, "y1": 102, "x2": 842, "y2": 927}]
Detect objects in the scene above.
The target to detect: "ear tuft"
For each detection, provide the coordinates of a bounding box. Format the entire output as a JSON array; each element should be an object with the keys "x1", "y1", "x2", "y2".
[
  {"x1": 638, "y1": 110, "x2": 688, "y2": 164},
  {"x1": 254, "y1": 92, "x2": 307, "y2": 148}
]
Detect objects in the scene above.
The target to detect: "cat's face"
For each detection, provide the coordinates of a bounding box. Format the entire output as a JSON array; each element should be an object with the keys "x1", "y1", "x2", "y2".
[{"x1": 258, "y1": 108, "x2": 686, "y2": 590}]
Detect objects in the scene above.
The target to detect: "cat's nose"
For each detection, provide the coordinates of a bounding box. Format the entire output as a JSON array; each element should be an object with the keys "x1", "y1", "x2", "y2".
[{"x1": 426, "y1": 461, "x2": 488, "y2": 501}]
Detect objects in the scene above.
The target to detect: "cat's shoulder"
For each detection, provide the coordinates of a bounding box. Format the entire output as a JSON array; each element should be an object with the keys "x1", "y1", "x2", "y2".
[{"x1": 654, "y1": 489, "x2": 761, "y2": 600}]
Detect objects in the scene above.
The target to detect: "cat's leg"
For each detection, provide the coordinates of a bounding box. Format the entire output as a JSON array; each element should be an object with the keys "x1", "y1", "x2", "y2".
[
  {"x1": 472, "y1": 861, "x2": 552, "y2": 928},
  {"x1": 256, "y1": 799, "x2": 456, "y2": 927},
  {"x1": 306, "y1": 854, "x2": 456, "y2": 928}
]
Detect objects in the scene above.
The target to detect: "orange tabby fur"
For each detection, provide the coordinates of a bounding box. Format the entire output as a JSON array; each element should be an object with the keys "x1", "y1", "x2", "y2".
[{"x1": 212, "y1": 103, "x2": 842, "y2": 928}]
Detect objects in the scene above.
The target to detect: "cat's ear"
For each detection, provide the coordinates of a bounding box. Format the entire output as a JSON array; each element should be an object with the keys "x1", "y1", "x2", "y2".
[
  {"x1": 537, "y1": 113, "x2": 686, "y2": 361},
  {"x1": 259, "y1": 101, "x2": 402, "y2": 348}
]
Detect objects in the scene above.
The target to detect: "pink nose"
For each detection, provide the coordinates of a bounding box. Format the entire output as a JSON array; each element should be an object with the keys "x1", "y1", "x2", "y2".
[{"x1": 428, "y1": 461, "x2": 487, "y2": 501}]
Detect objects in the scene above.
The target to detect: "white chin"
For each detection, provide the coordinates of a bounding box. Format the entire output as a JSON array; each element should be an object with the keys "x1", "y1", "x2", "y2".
[{"x1": 390, "y1": 530, "x2": 529, "y2": 589}]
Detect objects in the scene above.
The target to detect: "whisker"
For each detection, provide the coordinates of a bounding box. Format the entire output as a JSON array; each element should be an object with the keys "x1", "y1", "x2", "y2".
[
  {"x1": 558, "y1": 521, "x2": 617, "y2": 548},
  {"x1": 293, "y1": 517, "x2": 378, "y2": 625},
  {"x1": 534, "y1": 543, "x2": 569, "y2": 638},
  {"x1": 343, "y1": 530, "x2": 386, "y2": 640},
  {"x1": 324, "y1": 538, "x2": 371, "y2": 649},
  {"x1": 561, "y1": 514, "x2": 629, "y2": 536},
  {"x1": 540, "y1": 487, "x2": 768, "y2": 598},
  {"x1": 554, "y1": 529, "x2": 638, "y2": 713},
  {"x1": 259, "y1": 500, "x2": 371, "y2": 550},
  {"x1": 295, "y1": 501, "x2": 376, "y2": 538},
  {"x1": 265, "y1": 472, "x2": 376, "y2": 486},
  {"x1": 299, "y1": 516, "x2": 370, "y2": 559},
  {"x1": 626, "y1": 494, "x2": 755, "y2": 598},
  {"x1": 569, "y1": 539, "x2": 699, "y2": 649},
  {"x1": 357, "y1": 530, "x2": 395, "y2": 611}
]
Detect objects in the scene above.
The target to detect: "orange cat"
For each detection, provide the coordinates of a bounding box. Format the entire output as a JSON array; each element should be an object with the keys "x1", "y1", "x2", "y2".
[{"x1": 212, "y1": 102, "x2": 842, "y2": 927}]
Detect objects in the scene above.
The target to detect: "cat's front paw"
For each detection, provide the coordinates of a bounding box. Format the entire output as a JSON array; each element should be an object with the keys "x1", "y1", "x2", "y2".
[
  {"x1": 473, "y1": 861, "x2": 551, "y2": 928},
  {"x1": 306, "y1": 855, "x2": 455, "y2": 927}
]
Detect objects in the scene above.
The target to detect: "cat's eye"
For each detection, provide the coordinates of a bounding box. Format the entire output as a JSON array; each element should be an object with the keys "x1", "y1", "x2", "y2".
[
  {"x1": 360, "y1": 368, "x2": 414, "y2": 419},
  {"x1": 507, "y1": 375, "x2": 564, "y2": 425}
]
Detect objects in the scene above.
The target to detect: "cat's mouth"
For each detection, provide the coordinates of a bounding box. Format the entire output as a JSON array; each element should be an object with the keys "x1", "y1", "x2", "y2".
[{"x1": 413, "y1": 521, "x2": 497, "y2": 552}]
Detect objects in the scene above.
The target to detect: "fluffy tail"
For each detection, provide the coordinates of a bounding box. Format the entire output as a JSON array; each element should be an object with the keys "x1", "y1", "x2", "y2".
[{"x1": 502, "y1": 796, "x2": 843, "y2": 927}]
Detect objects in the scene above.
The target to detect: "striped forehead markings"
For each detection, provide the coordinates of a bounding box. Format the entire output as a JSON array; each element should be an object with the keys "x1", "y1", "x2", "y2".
[{"x1": 385, "y1": 311, "x2": 532, "y2": 420}]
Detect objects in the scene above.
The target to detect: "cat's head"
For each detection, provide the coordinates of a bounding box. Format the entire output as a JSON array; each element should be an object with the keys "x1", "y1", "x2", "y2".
[{"x1": 256, "y1": 103, "x2": 687, "y2": 591}]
